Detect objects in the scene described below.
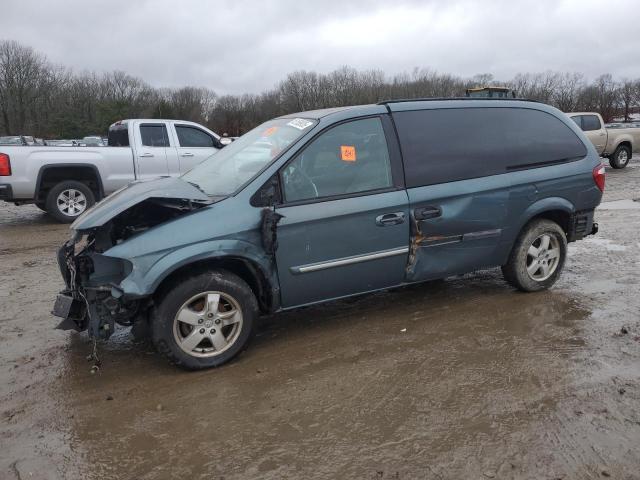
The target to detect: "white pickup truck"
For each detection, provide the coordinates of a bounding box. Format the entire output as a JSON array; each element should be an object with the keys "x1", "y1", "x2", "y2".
[
  {"x1": 567, "y1": 112, "x2": 640, "y2": 169},
  {"x1": 0, "y1": 119, "x2": 223, "y2": 222}
]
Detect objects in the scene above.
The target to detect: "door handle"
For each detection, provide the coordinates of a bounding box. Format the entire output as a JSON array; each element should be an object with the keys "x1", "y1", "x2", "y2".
[
  {"x1": 376, "y1": 212, "x2": 405, "y2": 226},
  {"x1": 181, "y1": 152, "x2": 194, "y2": 157},
  {"x1": 414, "y1": 206, "x2": 442, "y2": 220},
  {"x1": 599, "y1": 133, "x2": 605, "y2": 136},
  {"x1": 139, "y1": 152, "x2": 154, "y2": 158}
]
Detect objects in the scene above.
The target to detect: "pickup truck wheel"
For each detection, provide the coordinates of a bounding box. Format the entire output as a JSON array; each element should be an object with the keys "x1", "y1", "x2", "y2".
[
  {"x1": 609, "y1": 145, "x2": 631, "y2": 169},
  {"x1": 45, "y1": 181, "x2": 95, "y2": 223},
  {"x1": 152, "y1": 270, "x2": 258, "y2": 370},
  {"x1": 502, "y1": 219, "x2": 567, "y2": 292}
]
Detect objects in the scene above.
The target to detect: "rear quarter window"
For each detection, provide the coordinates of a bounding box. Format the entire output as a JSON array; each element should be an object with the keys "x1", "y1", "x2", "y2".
[
  {"x1": 108, "y1": 125, "x2": 130, "y2": 147},
  {"x1": 393, "y1": 107, "x2": 587, "y2": 187}
]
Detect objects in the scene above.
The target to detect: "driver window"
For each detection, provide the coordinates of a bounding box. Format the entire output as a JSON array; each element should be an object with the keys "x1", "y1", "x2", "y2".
[{"x1": 281, "y1": 117, "x2": 393, "y2": 203}]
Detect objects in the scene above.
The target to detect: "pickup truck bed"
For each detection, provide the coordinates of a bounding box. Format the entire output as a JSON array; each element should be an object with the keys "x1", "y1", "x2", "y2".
[{"x1": 4, "y1": 146, "x2": 133, "y2": 200}]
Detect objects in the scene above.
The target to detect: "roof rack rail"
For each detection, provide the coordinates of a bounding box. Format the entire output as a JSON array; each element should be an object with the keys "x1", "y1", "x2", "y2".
[{"x1": 376, "y1": 97, "x2": 539, "y2": 105}]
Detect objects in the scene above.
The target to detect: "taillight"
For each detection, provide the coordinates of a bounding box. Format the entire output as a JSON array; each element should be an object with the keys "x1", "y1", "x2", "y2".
[
  {"x1": 592, "y1": 164, "x2": 605, "y2": 192},
  {"x1": 0, "y1": 153, "x2": 11, "y2": 176}
]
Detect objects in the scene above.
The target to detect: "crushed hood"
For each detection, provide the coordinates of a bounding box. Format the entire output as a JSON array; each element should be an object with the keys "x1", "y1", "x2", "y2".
[{"x1": 71, "y1": 176, "x2": 214, "y2": 230}]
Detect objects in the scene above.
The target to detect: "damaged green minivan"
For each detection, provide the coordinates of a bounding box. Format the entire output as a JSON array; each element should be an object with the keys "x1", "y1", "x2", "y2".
[{"x1": 53, "y1": 99, "x2": 604, "y2": 369}]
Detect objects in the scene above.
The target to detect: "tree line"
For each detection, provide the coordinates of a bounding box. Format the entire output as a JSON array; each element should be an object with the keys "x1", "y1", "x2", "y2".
[{"x1": 1, "y1": 39, "x2": 639, "y2": 139}]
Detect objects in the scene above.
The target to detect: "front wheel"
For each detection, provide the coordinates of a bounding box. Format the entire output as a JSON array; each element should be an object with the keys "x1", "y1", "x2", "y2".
[
  {"x1": 609, "y1": 145, "x2": 631, "y2": 169},
  {"x1": 152, "y1": 270, "x2": 258, "y2": 369},
  {"x1": 502, "y1": 219, "x2": 567, "y2": 292}
]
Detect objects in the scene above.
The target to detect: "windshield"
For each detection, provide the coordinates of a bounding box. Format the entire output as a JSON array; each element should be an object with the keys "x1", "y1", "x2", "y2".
[{"x1": 181, "y1": 117, "x2": 317, "y2": 196}]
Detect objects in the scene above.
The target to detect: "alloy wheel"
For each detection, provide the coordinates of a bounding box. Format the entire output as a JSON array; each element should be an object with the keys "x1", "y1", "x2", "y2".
[
  {"x1": 173, "y1": 291, "x2": 243, "y2": 358},
  {"x1": 526, "y1": 233, "x2": 561, "y2": 281},
  {"x1": 56, "y1": 188, "x2": 88, "y2": 216}
]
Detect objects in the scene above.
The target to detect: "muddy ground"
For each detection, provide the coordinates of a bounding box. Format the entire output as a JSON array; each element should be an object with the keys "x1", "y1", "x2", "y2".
[{"x1": 1, "y1": 161, "x2": 639, "y2": 480}]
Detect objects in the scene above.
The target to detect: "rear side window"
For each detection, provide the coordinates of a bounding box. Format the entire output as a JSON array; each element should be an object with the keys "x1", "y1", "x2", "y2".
[
  {"x1": 140, "y1": 124, "x2": 170, "y2": 147},
  {"x1": 570, "y1": 116, "x2": 582, "y2": 129},
  {"x1": 394, "y1": 107, "x2": 587, "y2": 187},
  {"x1": 175, "y1": 125, "x2": 215, "y2": 147},
  {"x1": 582, "y1": 115, "x2": 601, "y2": 131}
]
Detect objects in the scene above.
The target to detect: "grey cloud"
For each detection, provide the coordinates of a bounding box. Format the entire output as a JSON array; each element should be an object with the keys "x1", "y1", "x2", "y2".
[{"x1": 2, "y1": 0, "x2": 639, "y2": 94}]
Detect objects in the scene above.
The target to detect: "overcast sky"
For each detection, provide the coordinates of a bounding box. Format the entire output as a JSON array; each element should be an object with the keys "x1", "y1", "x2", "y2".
[{"x1": 2, "y1": 0, "x2": 639, "y2": 94}]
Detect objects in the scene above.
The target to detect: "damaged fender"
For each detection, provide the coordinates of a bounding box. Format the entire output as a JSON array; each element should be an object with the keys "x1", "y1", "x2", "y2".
[{"x1": 108, "y1": 237, "x2": 278, "y2": 302}]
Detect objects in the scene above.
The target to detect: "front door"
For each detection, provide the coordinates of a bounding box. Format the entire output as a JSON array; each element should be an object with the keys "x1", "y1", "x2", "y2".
[
  {"x1": 136, "y1": 123, "x2": 170, "y2": 179},
  {"x1": 174, "y1": 124, "x2": 220, "y2": 173},
  {"x1": 274, "y1": 116, "x2": 409, "y2": 308}
]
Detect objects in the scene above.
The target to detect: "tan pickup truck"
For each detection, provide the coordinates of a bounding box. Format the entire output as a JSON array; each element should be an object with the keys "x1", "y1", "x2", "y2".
[{"x1": 567, "y1": 112, "x2": 640, "y2": 168}]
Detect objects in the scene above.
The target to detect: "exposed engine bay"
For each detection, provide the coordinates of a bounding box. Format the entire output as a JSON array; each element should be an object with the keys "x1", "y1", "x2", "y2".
[{"x1": 53, "y1": 198, "x2": 209, "y2": 339}]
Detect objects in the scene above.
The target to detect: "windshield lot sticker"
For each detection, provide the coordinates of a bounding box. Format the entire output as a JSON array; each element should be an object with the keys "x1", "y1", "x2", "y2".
[
  {"x1": 287, "y1": 118, "x2": 314, "y2": 130},
  {"x1": 340, "y1": 145, "x2": 357, "y2": 162},
  {"x1": 263, "y1": 126, "x2": 279, "y2": 136}
]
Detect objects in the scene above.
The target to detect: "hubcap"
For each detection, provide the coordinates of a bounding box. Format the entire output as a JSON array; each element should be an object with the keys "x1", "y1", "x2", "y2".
[
  {"x1": 173, "y1": 291, "x2": 243, "y2": 358},
  {"x1": 57, "y1": 189, "x2": 87, "y2": 216},
  {"x1": 618, "y1": 150, "x2": 629, "y2": 164},
  {"x1": 526, "y1": 233, "x2": 561, "y2": 281}
]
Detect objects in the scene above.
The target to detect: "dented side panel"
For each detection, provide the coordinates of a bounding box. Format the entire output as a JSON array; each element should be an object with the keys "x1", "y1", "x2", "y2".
[{"x1": 406, "y1": 175, "x2": 509, "y2": 281}]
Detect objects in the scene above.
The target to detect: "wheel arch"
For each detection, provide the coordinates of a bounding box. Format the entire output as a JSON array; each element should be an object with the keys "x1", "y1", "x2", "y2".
[
  {"x1": 518, "y1": 197, "x2": 574, "y2": 236},
  {"x1": 501, "y1": 198, "x2": 574, "y2": 265},
  {"x1": 35, "y1": 164, "x2": 104, "y2": 202},
  {"x1": 609, "y1": 139, "x2": 632, "y2": 156},
  {"x1": 152, "y1": 254, "x2": 278, "y2": 314}
]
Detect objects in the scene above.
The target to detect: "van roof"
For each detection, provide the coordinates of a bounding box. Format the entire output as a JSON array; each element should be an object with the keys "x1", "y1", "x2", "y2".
[{"x1": 282, "y1": 98, "x2": 544, "y2": 120}]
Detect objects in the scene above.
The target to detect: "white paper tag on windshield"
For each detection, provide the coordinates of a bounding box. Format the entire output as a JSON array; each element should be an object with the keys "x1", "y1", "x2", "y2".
[{"x1": 287, "y1": 118, "x2": 314, "y2": 130}]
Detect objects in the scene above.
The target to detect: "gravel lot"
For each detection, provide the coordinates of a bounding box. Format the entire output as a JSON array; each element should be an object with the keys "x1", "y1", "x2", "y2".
[{"x1": 1, "y1": 159, "x2": 639, "y2": 479}]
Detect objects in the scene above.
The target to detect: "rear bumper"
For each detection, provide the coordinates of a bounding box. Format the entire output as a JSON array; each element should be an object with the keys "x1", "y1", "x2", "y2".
[
  {"x1": 0, "y1": 184, "x2": 13, "y2": 201},
  {"x1": 568, "y1": 209, "x2": 597, "y2": 242}
]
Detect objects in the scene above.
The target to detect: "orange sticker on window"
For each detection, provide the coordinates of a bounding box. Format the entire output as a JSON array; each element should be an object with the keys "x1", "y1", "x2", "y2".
[
  {"x1": 263, "y1": 126, "x2": 278, "y2": 136},
  {"x1": 341, "y1": 145, "x2": 356, "y2": 162}
]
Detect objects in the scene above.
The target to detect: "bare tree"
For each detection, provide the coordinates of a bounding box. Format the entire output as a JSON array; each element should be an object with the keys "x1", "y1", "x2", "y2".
[
  {"x1": 593, "y1": 74, "x2": 619, "y2": 122},
  {"x1": 0, "y1": 40, "x2": 51, "y2": 134},
  {"x1": 619, "y1": 78, "x2": 639, "y2": 122},
  {"x1": 2, "y1": 39, "x2": 640, "y2": 138},
  {"x1": 553, "y1": 72, "x2": 584, "y2": 112}
]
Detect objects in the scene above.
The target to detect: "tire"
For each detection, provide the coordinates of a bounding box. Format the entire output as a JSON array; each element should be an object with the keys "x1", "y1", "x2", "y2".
[
  {"x1": 501, "y1": 219, "x2": 567, "y2": 292},
  {"x1": 152, "y1": 269, "x2": 258, "y2": 370},
  {"x1": 609, "y1": 144, "x2": 631, "y2": 169},
  {"x1": 45, "y1": 180, "x2": 95, "y2": 223}
]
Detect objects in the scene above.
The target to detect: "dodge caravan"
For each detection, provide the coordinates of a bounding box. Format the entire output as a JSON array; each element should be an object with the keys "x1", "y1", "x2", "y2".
[{"x1": 53, "y1": 99, "x2": 603, "y2": 369}]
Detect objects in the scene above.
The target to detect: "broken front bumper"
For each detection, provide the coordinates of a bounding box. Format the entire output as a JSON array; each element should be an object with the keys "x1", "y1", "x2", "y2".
[{"x1": 52, "y1": 235, "x2": 137, "y2": 339}]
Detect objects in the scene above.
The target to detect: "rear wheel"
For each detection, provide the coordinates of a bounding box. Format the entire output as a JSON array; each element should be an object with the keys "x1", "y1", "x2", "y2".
[
  {"x1": 152, "y1": 270, "x2": 258, "y2": 369},
  {"x1": 44, "y1": 180, "x2": 95, "y2": 223},
  {"x1": 609, "y1": 145, "x2": 631, "y2": 169},
  {"x1": 502, "y1": 219, "x2": 567, "y2": 292}
]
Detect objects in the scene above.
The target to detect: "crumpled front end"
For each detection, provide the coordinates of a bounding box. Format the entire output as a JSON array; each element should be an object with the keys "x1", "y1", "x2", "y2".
[
  {"x1": 51, "y1": 178, "x2": 214, "y2": 339},
  {"x1": 53, "y1": 229, "x2": 138, "y2": 339}
]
